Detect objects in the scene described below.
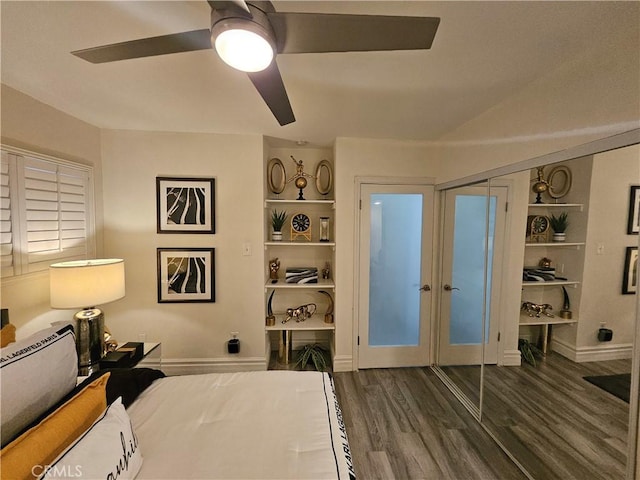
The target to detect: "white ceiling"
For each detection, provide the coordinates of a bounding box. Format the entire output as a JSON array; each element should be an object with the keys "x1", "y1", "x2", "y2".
[{"x1": 1, "y1": 1, "x2": 638, "y2": 146}]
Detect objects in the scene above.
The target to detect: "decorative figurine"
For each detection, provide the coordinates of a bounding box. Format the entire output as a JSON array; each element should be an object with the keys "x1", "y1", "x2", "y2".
[
  {"x1": 269, "y1": 258, "x2": 280, "y2": 281},
  {"x1": 319, "y1": 290, "x2": 334, "y2": 324},
  {"x1": 322, "y1": 262, "x2": 331, "y2": 280},
  {"x1": 286, "y1": 156, "x2": 315, "y2": 200},
  {"x1": 539, "y1": 257, "x2": 552, "y2": 268},
  {"x1": 559, "y1": 286, "x2": 572, "y2": 319},
  {"x1": 531, "y1": 166, "x2": 549, "y2": 204},
  {"x1": 282, "y1": 303, "x2": 316, "y2": 323},
  {"x1": 521, "y1": 302, "x2": 554, "y2": 318},
  {"x1": 266, "y1": 290, "x2": 276, "y2": 326}
]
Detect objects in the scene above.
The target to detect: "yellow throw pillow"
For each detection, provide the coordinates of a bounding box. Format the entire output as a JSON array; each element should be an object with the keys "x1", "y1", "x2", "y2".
[
  {"x1": 0, "y1": 323, "x2": 16, "y2": 347},
  {"x1": 0, "y1": 373, "x2": 110, "y2": 480}
]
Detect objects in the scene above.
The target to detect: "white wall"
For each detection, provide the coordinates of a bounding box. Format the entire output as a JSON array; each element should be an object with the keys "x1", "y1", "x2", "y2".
[
  {"x1": 100, "y1": 130, "x2": 265, "y2": 374},
  {"x1": 333, "y1": 138, "x2": 438, "y2": 371},
  {"x1": 0, "y1": 85, "x2": 104, "y2": 335},
  {"x1": 579, "y1": 145, "x2": 640, "y2": 351}
]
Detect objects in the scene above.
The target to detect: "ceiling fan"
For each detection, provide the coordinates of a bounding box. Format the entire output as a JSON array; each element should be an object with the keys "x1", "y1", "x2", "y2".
[{"x1": 72, "y1": 1, "x2": 440, "y2": 126}]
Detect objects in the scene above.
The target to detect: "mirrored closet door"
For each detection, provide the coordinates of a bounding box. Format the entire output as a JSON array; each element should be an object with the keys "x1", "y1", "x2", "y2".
[{"x1": 433, "y1": 140, "x2": 640, "y2": 479}]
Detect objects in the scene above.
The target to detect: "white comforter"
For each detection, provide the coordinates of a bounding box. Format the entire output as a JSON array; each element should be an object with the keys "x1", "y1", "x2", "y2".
[{"x1": 127, "y1": 370, "x2": 355, "y2": 480}]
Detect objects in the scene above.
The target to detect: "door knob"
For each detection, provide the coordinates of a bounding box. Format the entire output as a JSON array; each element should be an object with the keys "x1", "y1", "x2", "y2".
[
  {"x1": 443, "y1": 284, "x2": 460, "y2": 291},
  {"x1": 419, "y1": 284, "x2": 431, "y2": 292}
]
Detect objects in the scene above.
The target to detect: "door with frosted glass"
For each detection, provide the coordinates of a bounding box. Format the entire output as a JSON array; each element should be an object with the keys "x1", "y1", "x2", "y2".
[
  {"x1": 358, "y1": 184, "x2": 434, "y2": 368},
  {"x1": 438, "y1": 186, "x2": 506, "y2": 365}
]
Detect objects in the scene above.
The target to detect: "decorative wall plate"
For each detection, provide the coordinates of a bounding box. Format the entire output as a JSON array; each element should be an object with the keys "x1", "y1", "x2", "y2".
[
  {"x1": 315, "y1": 159, "x2": 333, "y2": 195},
  {"x1": 267, "y1": 158, "x2": 286, "y2": 194},
  {"x1": 547, "y1": 165, "x2": 572, "y2": 199}
]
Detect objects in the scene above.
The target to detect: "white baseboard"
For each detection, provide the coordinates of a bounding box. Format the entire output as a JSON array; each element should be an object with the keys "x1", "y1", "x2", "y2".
[
  {"x1": 333, "y1": 355, "x2": 353, "y2": 372},
  {"x1": 552, "y1": 338, "x2": 633, "y2": 362},
  {"x1": 501, "y1": 349, "x2": 522, "y2": 366},
  {"x1": 160, "y1": 357, "x2": 267, "y2": 376}
]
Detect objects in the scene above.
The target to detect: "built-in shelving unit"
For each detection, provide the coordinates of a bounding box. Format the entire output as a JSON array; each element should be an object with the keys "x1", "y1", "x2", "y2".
[
  {"x1": 519, "y1": 169, "x2": 588, "y2": 355},
  {"x1": 263, "y1": 148, "x2": 336, "y2": 369}
]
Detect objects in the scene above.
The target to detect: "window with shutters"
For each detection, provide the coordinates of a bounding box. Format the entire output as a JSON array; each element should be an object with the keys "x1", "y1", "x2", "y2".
[{"x1": 0, "y1": 148, "x2": 95, "y2": 278}]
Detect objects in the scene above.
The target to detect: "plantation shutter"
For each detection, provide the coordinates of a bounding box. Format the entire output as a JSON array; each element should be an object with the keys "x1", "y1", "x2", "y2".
[
  {"x1": 0, "y1": 151, "x2": 15, "y2": 277},
  {"x1": 20, "y1": 155, "x2": 92, "y2": 273}
]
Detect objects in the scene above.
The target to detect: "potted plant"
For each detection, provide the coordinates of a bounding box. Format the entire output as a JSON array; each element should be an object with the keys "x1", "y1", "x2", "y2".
[
  {"x1": 295, "y1": 344, "x2": 328, "y2": 371},
  {"x1": 271, "y1": 210, "x2": 287, "y2": 241},
  {"x1": 518, "y1": 338, "x2": 543, "y2": 366},
  {"x1": 550, "y1": 211, "x2": 569, "y2": 242}
]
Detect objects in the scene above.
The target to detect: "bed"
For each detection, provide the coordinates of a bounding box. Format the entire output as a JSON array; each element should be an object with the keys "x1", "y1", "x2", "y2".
[{"x1": 0, "y1": 324, "x2": 355, "y2": 480}]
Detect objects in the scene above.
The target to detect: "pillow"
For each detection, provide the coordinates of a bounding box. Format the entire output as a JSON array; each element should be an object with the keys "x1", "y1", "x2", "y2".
[
  {"x1": 0, "y1": 324, "x2": 78, "y2": 446},
  {"x1": 0, "y1": 323, "x2": 16, "y2": 347},
  {"x1": 0, "y1": 373, "x2": 109, "y2": 480},
  {"x1": 88, "y1": 368, "x2": 165, "y2": 408},
  {"x1": 45, "y1": 398, "x2": 143, "y2": 480}
]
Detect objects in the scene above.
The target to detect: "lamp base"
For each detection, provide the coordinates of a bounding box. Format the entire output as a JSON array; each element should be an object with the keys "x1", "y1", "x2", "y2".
[{"x1": 74, "y1": 308, "x2": 105, "y2": 376}]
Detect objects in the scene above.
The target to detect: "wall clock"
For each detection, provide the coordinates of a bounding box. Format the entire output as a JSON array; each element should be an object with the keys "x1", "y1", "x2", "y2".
[
  {"x1": 526, "y1": 215, "x2": 550, "y2": 243},
  {"x1": 291, "y1": 213, "x2": 312, "y2": 241}
]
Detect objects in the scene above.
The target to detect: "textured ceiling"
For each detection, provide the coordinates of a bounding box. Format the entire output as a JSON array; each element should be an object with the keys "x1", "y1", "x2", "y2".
[{"x1": 1, "y1": 1, "x2": 638, "y2": 146}]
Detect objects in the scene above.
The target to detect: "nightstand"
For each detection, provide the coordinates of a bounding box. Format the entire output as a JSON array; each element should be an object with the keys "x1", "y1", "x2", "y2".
[
  {"x1": 136, "y1": 342, "x2": 162, "y2": 369},
  {"x1": 100, "y1": 342, "x2": 162, "y2": 370}
]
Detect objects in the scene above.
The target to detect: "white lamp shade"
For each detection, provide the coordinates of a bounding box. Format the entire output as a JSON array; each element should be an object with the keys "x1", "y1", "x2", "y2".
[
  {"x1": 50, "y1": 259, "x2": 125, "y2": 309},
  {"x1": 212, "y1": 19, "x2": 275, "y2": 73}
]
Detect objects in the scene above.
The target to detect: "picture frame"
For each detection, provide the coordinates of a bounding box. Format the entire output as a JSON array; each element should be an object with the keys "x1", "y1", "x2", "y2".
[
  {"x1": 627, "y1": 185, "x2": 640, "y2": 235},
  {"x1": 622, "y1": 246, "x2": 638, "y2": 295},
  {"x1": 157, "y1": 248, "x2": 215, "y2": 303},
  {"x1": 156, "y1": 177, "x2": 215, "y2": 233}
]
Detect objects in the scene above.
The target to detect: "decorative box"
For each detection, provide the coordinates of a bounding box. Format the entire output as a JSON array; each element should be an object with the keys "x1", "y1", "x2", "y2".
[{"x1": 285, "y1": 267, "x2": 318, "y2": 284}]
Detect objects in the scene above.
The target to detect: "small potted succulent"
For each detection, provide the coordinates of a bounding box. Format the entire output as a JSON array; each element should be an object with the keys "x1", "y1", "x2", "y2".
[
  {"x1": 271, "y1": 210, "x2": 287, "y2": 241},
  {"x1": 550, "y1": 212, "x2": 569, "y2": 242}
]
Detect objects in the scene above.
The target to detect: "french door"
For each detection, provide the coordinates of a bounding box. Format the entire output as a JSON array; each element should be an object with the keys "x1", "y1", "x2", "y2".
[
  {"x1": 357, "y1": 184, "x2": 434, "y2": 368},
  {"x1": 438, "y1": 186, "x2": 507, "y2": 365}
]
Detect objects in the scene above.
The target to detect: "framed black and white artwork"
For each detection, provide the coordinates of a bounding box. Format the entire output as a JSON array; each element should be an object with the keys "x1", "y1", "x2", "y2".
[
  {"x1": 622, "y1": 246, "x2": 638, "y2": 295},
  {"x1": 627, "y1": 185, "x2": 640, "y2": 235},
  {"x1": 156, "y1": 177, "x2": 215, "y2": 233},
  {"x1": 157, "y1": 248, "x2": 215, "y2": 303}
]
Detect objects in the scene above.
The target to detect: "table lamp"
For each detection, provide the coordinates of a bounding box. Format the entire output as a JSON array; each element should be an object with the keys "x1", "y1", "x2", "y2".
[{"x1": 50, "y1": 259, "x2": 125, "y2": 375}]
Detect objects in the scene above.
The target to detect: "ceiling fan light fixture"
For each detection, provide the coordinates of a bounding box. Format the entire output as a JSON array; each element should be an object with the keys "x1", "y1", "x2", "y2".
[{"x1": 213, "y1": 20, "x2": 275, "y2": 73}]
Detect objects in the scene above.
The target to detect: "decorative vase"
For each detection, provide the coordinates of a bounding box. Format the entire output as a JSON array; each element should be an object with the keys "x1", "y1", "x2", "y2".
[
  {"x1": 553, "y1": 232, "x2": 566, "y2": 242},
  {"x1": 272, "y1": 230, "x2": 282, "y2": 242}
]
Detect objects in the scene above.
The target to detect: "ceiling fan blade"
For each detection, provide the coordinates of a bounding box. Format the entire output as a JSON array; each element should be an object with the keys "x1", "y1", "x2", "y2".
[
  {"x1": 247, "y1": 62, "x2": 295, "y2": 126},
  {"x1": 71, "y1": 29, "x2": 213, "y2": 64},
  {"x1": 268, "y1": 13, "x2": 440, "y2": 54},
  {"x1": 207, "y1": 1, "x2": 252, "y2": 17}
]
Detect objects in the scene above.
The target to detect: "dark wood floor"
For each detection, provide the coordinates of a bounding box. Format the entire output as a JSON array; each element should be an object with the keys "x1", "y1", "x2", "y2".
[
  {"x1": 333, "y1": 368, "x2": 527, "y2": 480},
  {"x1": 443, "y1": 353, "x2": 631, "y2": 480}
]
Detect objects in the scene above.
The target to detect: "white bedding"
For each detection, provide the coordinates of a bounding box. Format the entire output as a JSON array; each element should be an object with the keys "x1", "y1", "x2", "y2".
[{"x1": 127, "y1": 370, "x2": 355, "y2": 480}]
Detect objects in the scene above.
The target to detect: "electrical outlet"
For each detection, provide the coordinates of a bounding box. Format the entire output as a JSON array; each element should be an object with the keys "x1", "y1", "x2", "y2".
[
  {"x1": 230, "y1": 331, "x2": 239, "y2": 339},
  {"x1": 242, "y1": 243, "x2": 252, "y2": 256},
  {"x1": 596, "y1": 243, "x2": 605, "y2": 255}
]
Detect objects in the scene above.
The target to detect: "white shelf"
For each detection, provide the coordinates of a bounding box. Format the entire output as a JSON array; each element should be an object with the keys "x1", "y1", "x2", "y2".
[
  {"x1": 525, "y1": 242, "x2": 585, "y2": 248},
  {"x1": 265, "y1": 241, "x2": 335, "y2": 247},
  {"x1": 527, "y1": 203, "x2": 583, "y2": 210},
  {"x1": 265, "y1": 278, "x2": 335, "y2": 290},
  {"x1": 519, "y1": 312, "x2": 577, "y2": 326},
  {"x1": 522, "y1": 280, "x2": 579, "y2": 287},
  {"x1": 266, "y1": 315, "x2": 335, "y2": 331},
  {"x1": 265, "y1": 199, "x2": 335, "y2": 206}
]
